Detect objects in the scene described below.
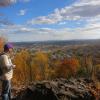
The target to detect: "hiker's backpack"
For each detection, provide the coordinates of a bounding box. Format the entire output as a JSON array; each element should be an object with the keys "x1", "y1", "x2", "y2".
[{"x1": 0, "y1": 52, "x2": 5, "y2": 76}]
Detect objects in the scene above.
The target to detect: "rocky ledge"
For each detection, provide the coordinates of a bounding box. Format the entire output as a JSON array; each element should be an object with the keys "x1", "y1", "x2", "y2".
[{"x1": 13, "y1": 78, "x2": 100, "y2": 100}]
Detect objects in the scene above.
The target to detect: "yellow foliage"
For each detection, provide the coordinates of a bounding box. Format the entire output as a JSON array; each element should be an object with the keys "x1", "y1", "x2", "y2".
[
  {"x1": 31, "y1": 51, "x2": 49, "y2": 80},
  {"x1": 13, "y1": 50, "x2": 30, "y2": 85}
]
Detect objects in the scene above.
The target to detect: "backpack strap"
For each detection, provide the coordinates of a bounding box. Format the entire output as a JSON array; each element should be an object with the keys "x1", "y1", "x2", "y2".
[{"x1": 0, "y1": 52, "x2": 5, "y2": 56}]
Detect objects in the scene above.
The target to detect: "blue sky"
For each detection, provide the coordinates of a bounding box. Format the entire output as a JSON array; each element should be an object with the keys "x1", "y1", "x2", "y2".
[{"x1": 0, "y1": 0, "x2": 100, "y2": 42}]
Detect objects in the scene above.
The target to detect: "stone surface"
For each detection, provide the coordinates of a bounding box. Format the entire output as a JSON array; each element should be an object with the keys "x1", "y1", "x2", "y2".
[{"x1": 13, "y1": 78, "x2": 100, "y2": 100}]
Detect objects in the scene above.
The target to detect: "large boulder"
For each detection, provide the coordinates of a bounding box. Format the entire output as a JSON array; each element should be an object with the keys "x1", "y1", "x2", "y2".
[{"x1": 13, "y1": 78, "x2": 99, "y2": 100}]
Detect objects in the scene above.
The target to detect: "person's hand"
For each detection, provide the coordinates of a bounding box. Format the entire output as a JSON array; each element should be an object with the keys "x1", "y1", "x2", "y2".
[{"x1": 12, "y1": 65, "x2": 16, "y2": 69}]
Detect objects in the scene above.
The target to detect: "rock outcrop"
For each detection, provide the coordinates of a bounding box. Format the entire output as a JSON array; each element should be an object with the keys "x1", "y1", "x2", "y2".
[{"x1": 13, "y1": 78, "x2": 100, "y2": 100}]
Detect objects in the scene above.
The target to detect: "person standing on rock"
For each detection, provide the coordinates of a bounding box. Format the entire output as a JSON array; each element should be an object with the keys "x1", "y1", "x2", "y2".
[{"x1": 0, "y1": 43, "x2": 16, "y2": 100}]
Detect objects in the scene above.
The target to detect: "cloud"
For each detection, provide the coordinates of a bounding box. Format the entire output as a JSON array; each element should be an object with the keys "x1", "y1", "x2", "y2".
[
  {"x1": 28, "y1": 0, "x2": 100, "y2": 25},
  {"x1": 0, "y1": 18, "x2": 14, "y2": 25},
  {"x1": 19, "y1": 0, "x2": 30, "y2": 3},
  {"x1": 59, "y1": 22, "x2": 67, "y2": 25},
  {"x1": 0, "y1": 23, "x2": 100, "y2": 42},
  {"x1": 76, "y1": 0, "x2": 100, "y2": 6},
  {"x1": 17, "y1": 9, "x2": 27, "y2": 16},
  {"x1": 0, "y1": 0, "x2": 15, "y2": 7},
  {"x1": 0, "y1": 0, "x2": 30, "y2": 7},
  {"x1": 0, "y1": 0, "x2": 100, "y2": 42}
]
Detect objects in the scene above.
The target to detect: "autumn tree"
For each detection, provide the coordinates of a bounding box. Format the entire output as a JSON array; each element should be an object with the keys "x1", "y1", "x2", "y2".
[
  {"x1": 94, "y1": 64, "x2": 100, "y2": 81},
  {"x1": 0, "y1": 36, "x2": 7, "y2": 52},
  {"x1": 13, "y1": 49, "x2": 30, "y2": 85},
  {"x1": 55, "y1": 57, "x2": 79, "y2": 78},
  {"x1": 30, "y1": 51, "x2": 50, "y2": 80}
]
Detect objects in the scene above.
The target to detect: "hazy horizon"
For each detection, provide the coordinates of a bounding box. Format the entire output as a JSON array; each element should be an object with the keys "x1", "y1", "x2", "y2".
[{"x1": 10, "y1": 38, "x2": 100, "y2": 43}]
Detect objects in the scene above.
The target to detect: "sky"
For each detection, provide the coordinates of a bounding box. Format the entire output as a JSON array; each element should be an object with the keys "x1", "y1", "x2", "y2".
[{"x1": 0, "y1": 0, "x2": 100, "y2": 42}]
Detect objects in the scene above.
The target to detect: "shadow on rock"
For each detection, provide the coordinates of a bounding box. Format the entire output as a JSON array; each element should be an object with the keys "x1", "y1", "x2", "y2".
[{"x1": 13, "y1": 78, "x2": 99, "y2": 100}]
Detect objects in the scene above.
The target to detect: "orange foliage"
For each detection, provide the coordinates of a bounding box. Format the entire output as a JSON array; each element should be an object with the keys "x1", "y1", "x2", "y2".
[
  {"x1": 56, "y1": 58, "x2": 79, "y2": 78},
  {"x1": 0, "y1": 36, "x2": 6, "y2": 52},
  {"x1": 62, "y1": 58, "x2": 79, "y2": 74},
  {"x1": 13, "y1": 50, "x2": 80, "y2": 85}
]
